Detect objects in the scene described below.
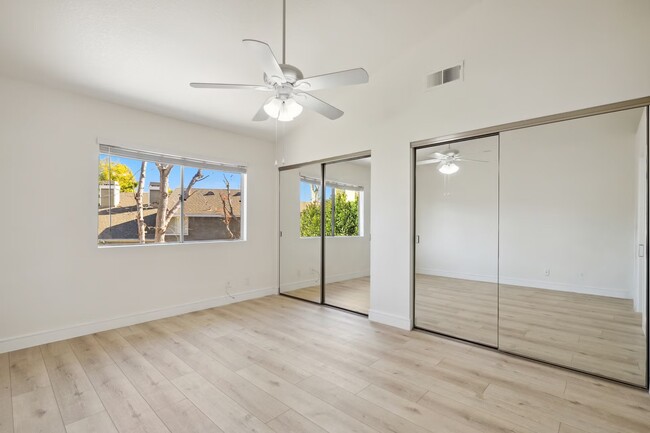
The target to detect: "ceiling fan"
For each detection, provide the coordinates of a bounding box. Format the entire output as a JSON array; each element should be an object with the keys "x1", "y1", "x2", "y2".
[
  {"x1": 416, "y1": 149, "x2": 489, "y2": 174},
  {"x1": 189, "y1": 0, "x2": 369, "y2": 122}
]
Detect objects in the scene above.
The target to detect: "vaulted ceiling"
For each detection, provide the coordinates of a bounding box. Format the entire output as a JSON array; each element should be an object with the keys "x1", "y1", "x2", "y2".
[{"x1": 0, "y1": 0, "x2": 477, "y2": 140}]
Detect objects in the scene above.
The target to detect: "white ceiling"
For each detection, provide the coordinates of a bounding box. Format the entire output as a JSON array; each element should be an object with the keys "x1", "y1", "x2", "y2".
[{"x1": 0, "y1": 0, "x2": 476, "y2": 140}]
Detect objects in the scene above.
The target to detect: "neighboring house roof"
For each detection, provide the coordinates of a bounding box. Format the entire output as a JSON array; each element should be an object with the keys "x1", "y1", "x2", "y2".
[
  {"x1": 98, "y1": 188, "x2": 240, "y2": 240},
  {"x1": 168, "y1": 188, "x2": 241, "y2": 217}
]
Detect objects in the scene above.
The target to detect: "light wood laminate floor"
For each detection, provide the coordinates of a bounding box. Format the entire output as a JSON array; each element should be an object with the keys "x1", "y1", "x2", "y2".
[
  {"x1": 2, "y1": 295, "x2": 650, "y2": 433},
  {"x1": 282, "y1": 276, "x2": 370, "y2": 314},
  {"x1": 414, "y1": 275, "x2": 647, "y2": 386}
]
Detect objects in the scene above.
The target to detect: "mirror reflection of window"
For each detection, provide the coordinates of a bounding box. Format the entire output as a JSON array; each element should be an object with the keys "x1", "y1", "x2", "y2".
[
  {"x1": 323, "y1": 157, "x2": 371, "y2": 314},
  {"x1": 280, "y1": 166, "x2": 322, "y2": 303}
]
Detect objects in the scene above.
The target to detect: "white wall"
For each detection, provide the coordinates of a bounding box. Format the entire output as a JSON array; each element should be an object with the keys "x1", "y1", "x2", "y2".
[
  {"x1": 279, "y1": 160, "x2": 371, "y2": 292},
  {"x1": 0, "y1": 75, "x2": 277, "y2": 352},
  {"x1": 416, "y1": 111, "x2": 643, "y2": 301},
  {"x1": 280, "y1": 0, "x2": 650, "y2": 329},
  {"x1": 499, "y1": 110, "x2": 639, "y2": 299}
]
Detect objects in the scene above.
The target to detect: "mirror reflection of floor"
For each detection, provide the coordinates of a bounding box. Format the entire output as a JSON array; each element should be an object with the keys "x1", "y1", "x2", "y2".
[
  {"x1": 414, "y1": 275, "x2": 498, "y2": 346},
  {"x1": 415, "y1": 274, "x2": 647, "y2": 386},
  {"x1": 281, "y1": 276, "x2": 370, "y2": 314},
  {"x1": 499, "y1": 284, "x2": 646, "y2": 386}
]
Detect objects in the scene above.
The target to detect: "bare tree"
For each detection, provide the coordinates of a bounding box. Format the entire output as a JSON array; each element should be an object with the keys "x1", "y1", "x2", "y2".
[
  {"x1": 154, "y1": 164, "x2": 206, "y2": 243},
  {"x1": 134, "y1": 161, "x2": 147, "y2": 243},
  {"x1": 310, "y1": 184, "x2": 320, "y2": 203},
  {"x1": 219, "y1": 175, "x2": 237, "y2": 239}
]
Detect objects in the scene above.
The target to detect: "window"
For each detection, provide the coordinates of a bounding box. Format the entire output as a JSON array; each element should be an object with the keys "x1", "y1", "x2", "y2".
[
  {"x1": 299, "y1": 175, "x2": 363, "y2": 238},
  {"x1": 98, "y1": 145, "x2": 246, "y2": 246}
]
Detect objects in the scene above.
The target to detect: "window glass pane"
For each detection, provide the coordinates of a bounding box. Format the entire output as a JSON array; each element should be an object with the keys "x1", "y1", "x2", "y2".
[
  {"x1": 97, "y1": 154, "x2": 180, "y2": 245},
  {"x1": 182, "y1": 167, "x2": 243, "y2": 241},
  {"x1": 299, "y1": 179, "x2": 322, "y2": 237}
]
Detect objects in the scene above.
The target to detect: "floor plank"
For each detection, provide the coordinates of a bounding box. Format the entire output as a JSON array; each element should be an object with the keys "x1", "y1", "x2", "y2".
[
  {"x1": 40, "y1": 341, "x2": 104, "y2": 425},
  {"x1": 12, "y1": 388, "x2": 65, "y2": 433},
  {"x1": 63, "y1": 411, "x2": 118, "y2": 433},
  {"x1": 172, "y1": 373, "x2": 276, "y2": 433},
  {"x1": 0, "y1": 353, "x2": 13, "y2": 433}
]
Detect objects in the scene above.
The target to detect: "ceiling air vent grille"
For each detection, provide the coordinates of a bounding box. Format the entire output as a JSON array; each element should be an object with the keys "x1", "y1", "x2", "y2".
[{"x1": 426, "y1": 63, "x2": 463, "y2": 89}]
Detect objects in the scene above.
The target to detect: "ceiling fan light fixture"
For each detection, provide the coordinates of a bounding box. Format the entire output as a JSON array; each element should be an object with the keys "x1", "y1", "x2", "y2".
[
  {"x1": 438, "y1": 161, "x2": 460, "y2": 175},
  {"x1": 263, "y1": 97, "x2": 283, "y2": 118},
  {"x1": 264, "y1": 96, "x2": 303, "y2": 121}
]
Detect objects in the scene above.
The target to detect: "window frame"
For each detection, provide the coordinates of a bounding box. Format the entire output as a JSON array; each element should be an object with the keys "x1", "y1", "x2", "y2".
[{"x1": 97, "y1": 144, "x2": 247, "y2": 247}]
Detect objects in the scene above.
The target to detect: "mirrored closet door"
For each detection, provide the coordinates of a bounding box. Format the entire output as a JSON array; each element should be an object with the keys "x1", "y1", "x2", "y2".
[
  {"x1": 413, "y1": 104, "x2": 649, "y2": 387},
  {"x1": 279, "y1": 164, "x2": 323, "y2": 303},
  {"x1": 499, "y1": 107, "x2": 648, "y2": 386},
  {"x1": 324, "y1": 157, "x2": 371, "y2": 314},
  {"x1": 279, "y1": 155, "x2": 371, "y2": 316},
  {"x1": 414, "y1": 136, "x2": 499, "y2": 346}
]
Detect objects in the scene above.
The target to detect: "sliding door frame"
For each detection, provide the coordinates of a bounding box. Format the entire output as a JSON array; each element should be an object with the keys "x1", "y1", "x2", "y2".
[
  {"x1": 411, "y1": 96, "x2": 650, "y2": 389},
  {"x1": 278, "y1": 150, "x2": 371, "y2": 317}
]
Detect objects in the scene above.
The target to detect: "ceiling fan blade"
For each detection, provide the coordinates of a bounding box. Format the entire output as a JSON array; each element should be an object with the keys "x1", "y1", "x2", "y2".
[
  {"x1": 294, "y1": 92, "x2": 343, "y2": 120},
  {"x1": 295, "y1": 68, "x2": 369, "y2": 91},
  {"x1": 431, "y1": 152, "x2": 449, "y2": 159},
  {"x1": 190, "y1": 83, "x2": 272, "y2": 91},
  {"x1": 242, "y1": 39, "x2": 286, "y2": 84},
  {"x1": 460, "y1": 149, "x2": 492, "y2": 156},
  {"x1": 252, "y1": 103, "x2": 270, "y2": 121},
  {"x1": 416, "y1": 159, "x2": 444, "y2": 166},
  {"x1": 456, "y1": 158, "x2": 488, "y2": 163}
]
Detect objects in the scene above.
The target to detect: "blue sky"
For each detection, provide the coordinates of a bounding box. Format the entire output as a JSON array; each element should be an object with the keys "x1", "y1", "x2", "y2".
[
  {"x1": 102, "y1": 154, "x2": 241, "y2": 191},
  {"x1": 299, "y1": 181, "x2": 333, "y2": 203}
]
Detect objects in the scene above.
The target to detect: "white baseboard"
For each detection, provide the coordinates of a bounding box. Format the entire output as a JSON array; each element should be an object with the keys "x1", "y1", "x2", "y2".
[
  {"x1": 415, "y1": 267, "x2": 497, "y2": 283},
  {"x1": 282, "y1": 270, "x2": 369, "y2": 292},
  {"x1": 281, "y1": 278, "x2": 320, "y2": 292},
  {"x1": 498, "y1": 276, "x2": 629, "y2": 299},
  {"x1": 415, "y1": 268, "x2": 630, "y2": 299},
  {"x1": 0, "y1": 286, "x2": 277, "y2": 354},
  {"x1": 368, "y1": 309, "x2": 412, "y2": 330}
]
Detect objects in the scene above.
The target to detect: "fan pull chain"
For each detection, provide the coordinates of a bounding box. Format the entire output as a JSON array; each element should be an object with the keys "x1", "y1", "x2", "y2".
[
  {"x1": 282, "y1": 0, "x2": 286, "y2": 64},
  {"x1": 274, "y1": 116, "x2": 279, "y2": 166}
]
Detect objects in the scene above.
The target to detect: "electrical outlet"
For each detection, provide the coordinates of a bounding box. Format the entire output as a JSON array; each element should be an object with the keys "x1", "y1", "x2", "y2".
[
  {"x1": 544, "y1": 268, "x2": 551, "y2": 277},
  {"x1": 244, "y1": 277, "x2": 250, "y2": 286}
]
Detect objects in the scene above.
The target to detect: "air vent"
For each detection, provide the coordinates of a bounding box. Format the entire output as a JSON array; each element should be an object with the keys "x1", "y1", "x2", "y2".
[{"x1": 426, "y1": 63, "x2": 463, "y2": 89}]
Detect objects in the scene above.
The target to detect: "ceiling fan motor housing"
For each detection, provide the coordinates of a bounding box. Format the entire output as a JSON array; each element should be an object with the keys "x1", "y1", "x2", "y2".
[{"x1": 272, "y1": 64, "x2": 303, "y2": 84}]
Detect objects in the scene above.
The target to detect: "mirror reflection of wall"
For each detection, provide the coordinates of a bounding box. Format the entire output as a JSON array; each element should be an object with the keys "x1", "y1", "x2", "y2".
[
  {"x1": 279, "y1": 164, "x2": 322, "y2": 303},
  {"x1": 324, "y1": 157, "x2": 371, "y2": 314},
  {"x1": 499, "y1": 107, "x2": 648, "y2": 386},
  {"x1": 414, "y1": 136, "x2": 499, "y2": 346},
  {"x1": 413, "y1": 106, "x2": 648, "y2": 386}
]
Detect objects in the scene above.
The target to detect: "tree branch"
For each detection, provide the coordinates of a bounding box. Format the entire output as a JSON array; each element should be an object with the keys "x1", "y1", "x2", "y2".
[{"x1": 164, "y1": 169, "x2": 207, "y2": 227}]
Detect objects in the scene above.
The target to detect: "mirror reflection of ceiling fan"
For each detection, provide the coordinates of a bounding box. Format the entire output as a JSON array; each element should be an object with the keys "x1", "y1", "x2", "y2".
[
  {"x1": 416, "y1": 149, "x2": 489, "y2": 174},
  {"x1": 189, "y1": 0, "x2": 369, "y2": 122}
]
